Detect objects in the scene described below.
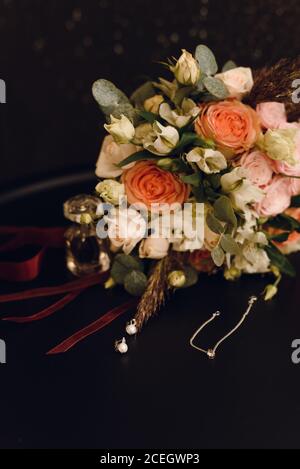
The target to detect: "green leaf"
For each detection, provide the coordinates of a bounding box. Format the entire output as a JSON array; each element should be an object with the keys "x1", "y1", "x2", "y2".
[
  {"x1": 92, "y1": 79, "x2": 136, "y2": 122},
  {"x1": 211, "y1": 246, "x2": 225, "y2": 267},
  {"x1": 269, "y1": 232, "x2": 290, "y2": 242},
  {"x1": 180, "y1": 172, "x2": 202, "y2": 186},
  {"x1": 111, "y1": 254, "x2": 143, "y2": 285},
  {"x1": 213, "y1": 196, "x2": 237, "y2": 228},
  {"x1": 174, "y1": 132, "x2": 215, "y2": 154},
  {"x1": 267, "y1": 214, "x2": 300, "y2": 233},
  {"x1": 203, "y1": 76, "x2": 229, "y2": 99},
  {"x1": 124, "y1": 270, "x2": 148, "y2": 296},
  {"x1": 195, "y1": 44, "x2": 218, "y2": 76},
  {"x1": 139, "y1": 110, "x2": 159, "y2": 123},
  {"x1": 206, "y1": 212, "x2": 224, "y2": 234},
  {"x1": 130, "y1": 81, "x2": 156, "y2": 109},
  {"x1": 192, "y1": 184, "x2": 206, "y2": 202},
  {"x1": 222, "y1": 60, "x2": 237, "y2": 72},
  {"x1": 182, "y1": 266, "x2": 198, "y2": 288},
  {"x1": 173, "y1": 86, "x2": 194, "y2": 106},
  {"x1": 220, "y1": 234, "x2": 240, "y2": 255},
  {"x1": 117, "y1": 150, "x2": 157, "y2": 167},
  {"x1": 207, "y1": 174, "x2": 221, "y2": 190},
  {"x1": 291, "y1": 195, "x2": 300, "y2": 207},
  {"x1": 265, "y1": 244, "x2": 296, "y2": 277}
]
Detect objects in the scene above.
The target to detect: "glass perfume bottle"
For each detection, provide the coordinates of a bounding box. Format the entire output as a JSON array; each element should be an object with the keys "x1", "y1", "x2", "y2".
[{"x1": 64, "y1": 194, "x2": 110, "y2": 277}]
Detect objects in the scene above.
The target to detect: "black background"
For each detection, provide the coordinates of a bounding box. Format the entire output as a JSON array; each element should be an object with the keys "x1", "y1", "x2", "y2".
[
  {"x1": 1, "y1": 0, "x2": 300, "y2": 187},
  {"x1": 1, "y1": 0, "x2": 300, "y2": 450}
]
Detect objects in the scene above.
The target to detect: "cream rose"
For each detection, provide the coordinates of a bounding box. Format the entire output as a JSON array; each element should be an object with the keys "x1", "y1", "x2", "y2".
[
  {"x1": 95, "y1": 135, "x2": 139, "y2": 178},
  {"x1": 215, "y1": 67, "x2": 254, "y2": 100},
  {"x1": 104, "y1": 114, "x2": 135, "y2": 144},
  {"x1": 139, "y1": 237, "x2": 170, "y2": 259}
]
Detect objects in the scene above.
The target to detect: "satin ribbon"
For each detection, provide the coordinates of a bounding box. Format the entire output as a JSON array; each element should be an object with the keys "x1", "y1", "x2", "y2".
[
  {"x1": 0, "y1": 226, "x2": 65, "y2": 282},
  {"x1": 0, "y1": 226, "x2": 136, "y2": 354}
]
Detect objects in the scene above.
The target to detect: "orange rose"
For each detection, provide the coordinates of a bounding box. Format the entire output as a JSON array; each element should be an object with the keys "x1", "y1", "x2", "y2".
[
  {"x1": 121, "y1": 160, "x2": 190, "y2": 210},
  {"x1": 195, "y1": 100, "x2": 260, "y2": 157}
]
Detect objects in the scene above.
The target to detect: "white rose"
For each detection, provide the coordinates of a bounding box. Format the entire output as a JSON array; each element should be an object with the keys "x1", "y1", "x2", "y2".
[
  {"x1": 186, "y1": 148, "x2": 227, "y2": 174},
  {"x1": 215, "y1": 67, "x2": 254, "y2": 100},
  {"x1": 104, "y1": 114, "x2": 135, "y2": 144},
  {"x1": 105, "y1": 207, "x2": 147, "y2": 255},
  {"x1": 144, "y1": 121, "x2": 179, "y2": 155},
  {"x1": 95, "y1": 179, "x2": 125, "y2": 205},
  {"x1": 95, "y1": 135, "x2": 138, "y2": 179},
  {"x1": 171, "y1": 49, "x2": 200, "y2": 86},
  {"x1": 139, "y1": 237, "x2": 170, "y2": 259}
]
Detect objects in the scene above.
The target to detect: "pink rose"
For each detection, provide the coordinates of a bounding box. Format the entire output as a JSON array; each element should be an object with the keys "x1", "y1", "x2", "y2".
[
  {"x1": 256, "y1": 176, "x2": 291, "y2": 217},
  {"x1": 237, "y1": 150, "x2": 273, "y2": 188},
  {"x1": 256, "y1": 102, "x2": 287, "y2": 129}
]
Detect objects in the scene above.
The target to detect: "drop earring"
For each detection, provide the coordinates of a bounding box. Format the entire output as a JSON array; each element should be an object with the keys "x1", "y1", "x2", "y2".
[
  {"x1": 189, "y1": 296, "x2": 257, "y2": 359},
  {"x1": 115, "y1": 337, "x2": 128, "y2": 354}
]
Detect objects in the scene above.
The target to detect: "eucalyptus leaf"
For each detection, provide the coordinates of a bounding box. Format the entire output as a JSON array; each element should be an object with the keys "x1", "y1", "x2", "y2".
[
  {"x1": 92, "y1": 79, "x2": 136, "y2": 122},
  {"x1": 265, "y1": 244, "x2": 296, "y2": 277},
  {"x1": 195, "y1": 44, "x2": 218, "y2": 76},
  {"x1": 203, "y1": 76, "x2": 229, "y2": 99},
  {"x1": 130, "y1": 81, "x2": 156, "y2": 109},
  {"x1": 211, "y1": 246, "x2": 225, "y2": 267},
  {"x1": 206, "y1": 212, "x2": 224, "y2": 234},
  {"x1": 222, "y1": 60, "x2": 237, "y2": 72},
  {"x1": 214, "y1": 196, "x2": 237, "y2": 228},
  {"x1": 220, "y1": 234, "x2": 240, "y2": 255},
  {"x1": 111, "y1": 254, "x2": 143, "y2": 285},
  {"x1": 124, "y1": 270, "x2": 148, "y2": 296},
  {"x1": 173, "y1": 86, "x2": 194, "y2": 106}
]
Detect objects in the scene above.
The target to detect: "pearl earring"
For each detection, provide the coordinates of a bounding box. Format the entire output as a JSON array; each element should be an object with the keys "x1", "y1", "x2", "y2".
[
  {"x1": 126, "y1": 319, "x2": 137, "y2": 336},
  {"x1": 115, "y1": 337, "x2": 128, "y2": 354}
]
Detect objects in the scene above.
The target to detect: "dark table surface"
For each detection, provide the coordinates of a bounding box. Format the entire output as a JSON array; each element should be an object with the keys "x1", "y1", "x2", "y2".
[{"x1": 0, "y1": 172, "x2": 300, "y2": 449}]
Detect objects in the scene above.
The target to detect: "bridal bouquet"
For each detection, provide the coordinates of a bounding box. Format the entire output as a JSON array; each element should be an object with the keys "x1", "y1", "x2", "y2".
[{"x1": 90, "y1": 45, "x2": 300, "y2": 330}]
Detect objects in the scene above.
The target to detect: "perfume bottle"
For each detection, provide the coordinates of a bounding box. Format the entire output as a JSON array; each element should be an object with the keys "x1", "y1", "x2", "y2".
[{"x1": 64, "y1": 194, "x2": 110, "y2": 276}]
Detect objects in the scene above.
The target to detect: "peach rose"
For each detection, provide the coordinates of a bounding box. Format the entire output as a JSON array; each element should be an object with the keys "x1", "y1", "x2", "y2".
[
  {"x1": 237, "y1": 150, "x2": 273, "y2": 188},
  {"x1": 195, "y1": 100, "x2": 260, "y2": 157},
  {"x1": 256, "y1": 176, "x2": 291, "y2": 217},
  {"x1": 121, "y1": 160, "x2": 190, "y2": 210},
  {"x1": 256, "y1": 102, "x2": 287, "y2": 129},
  {"x1": 95, "y1": 135, "x2": 139, "y2": 178}
]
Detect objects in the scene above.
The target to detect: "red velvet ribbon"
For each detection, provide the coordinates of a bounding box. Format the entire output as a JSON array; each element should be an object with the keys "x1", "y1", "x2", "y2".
[{"x1": 0, "y1": 226, "x2": 136, "y2": 353}]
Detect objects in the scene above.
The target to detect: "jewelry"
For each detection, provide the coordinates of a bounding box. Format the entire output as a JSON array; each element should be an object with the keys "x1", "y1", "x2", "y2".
[
  {"x1": 126, "y1": 319, "x2": 137, "y2": 336},
  {"x1": 189, "y1": 296, "x2": 258, "y2": 359},
  {"x1": 115, "y1": 337, "x2": 128, "y2": 354}
]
